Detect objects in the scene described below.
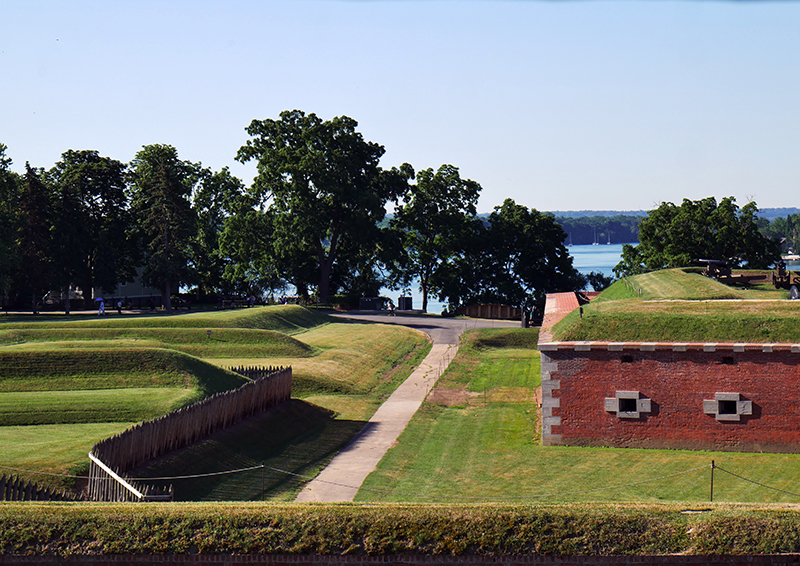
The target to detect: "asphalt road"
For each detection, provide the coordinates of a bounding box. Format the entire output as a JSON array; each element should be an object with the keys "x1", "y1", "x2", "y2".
[{"x1": 329, "y1": 311, "x2": 521, "y2": 345}]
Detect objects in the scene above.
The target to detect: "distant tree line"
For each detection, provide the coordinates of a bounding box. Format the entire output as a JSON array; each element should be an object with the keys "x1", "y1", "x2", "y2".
[
  {"x1": 0, "y1": 110, "x2": 588, "y2": 315},
  {"x1": 758, "y1": 213, "x2": 800, "y2": 255},
  {"x1": 553, "y1": 215, "x2": 642, "y2": 246}
]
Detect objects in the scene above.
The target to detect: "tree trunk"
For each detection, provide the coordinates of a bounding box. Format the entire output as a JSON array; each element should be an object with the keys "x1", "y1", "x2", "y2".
[
  {"x1": 63, "y1": 287, "x2": 70, "y2": 316},
  {"x1": 164, "y1": 281, "x2": 172, "y2": 314},
  {"x1": 316, "y1": 230, "x2": 340, "y2": 306},
  {"x1": 318, "y1": 263, "x2": 331, "y2": 305}
]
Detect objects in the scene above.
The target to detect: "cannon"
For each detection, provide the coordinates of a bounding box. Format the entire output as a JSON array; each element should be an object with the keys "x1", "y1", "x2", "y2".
[{"x1": 772, "y1": 259, "x2": 800, "y2": 290}]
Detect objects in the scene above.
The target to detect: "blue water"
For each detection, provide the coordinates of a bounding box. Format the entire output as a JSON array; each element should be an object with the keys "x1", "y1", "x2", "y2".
[
  {"x1": 569, "y1": 243, "x2": 627, "y2": 279},
  {"x1": 386, "y1": 243, "x2": 628, "y2": 312}
]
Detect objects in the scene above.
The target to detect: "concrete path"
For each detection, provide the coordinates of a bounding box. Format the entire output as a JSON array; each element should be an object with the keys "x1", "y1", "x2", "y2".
[{"x1": 295, "y1": 313, "x2": 519, "y2": 502}]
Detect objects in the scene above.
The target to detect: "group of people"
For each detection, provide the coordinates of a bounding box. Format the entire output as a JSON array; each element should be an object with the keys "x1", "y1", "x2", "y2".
[{"x1": 96, "y1": 298, "x2": 125, "y2": 316}]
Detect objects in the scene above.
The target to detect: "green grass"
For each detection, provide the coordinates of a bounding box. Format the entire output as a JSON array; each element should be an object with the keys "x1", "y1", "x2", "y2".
[
  {"x1": 0, "y1": 304, "x2": 433, "y2": 501},
  {"x1": 598, "y1": 269, "x2": 748, "y2": 302},
  {"x1": 0, "y1": 306, "x2": 429, "y2": 498},
  {"x1": 0, "y1": 387, "x2": 194, "y2": 425},
  {"x1": 0, "y1": 348, "x2": 246, "y2": 395},
  {"x1": 0, "y1": 422, "x2": 133, "y2": 488},
  {"x1": 211, "y1": 321, "x2": 432, "y2": 421},
  {"x1": 0, "y1": 328, "x2": 314, "y2": 358},
  {"x1": 0, "y1": 304, "x2": 330, "y2": 333},
  {"x1": 553, "y1": 268, "x2": 800, "y2": 342},
  {"x1": 358, "y1": 327, "x2": 800, "y2": 504}
]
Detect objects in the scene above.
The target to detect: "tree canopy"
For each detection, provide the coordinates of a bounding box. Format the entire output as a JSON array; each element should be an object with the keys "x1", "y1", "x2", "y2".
[
  {"x1": 474, "y1": 199, "x2": 585, "y2": 311},
  {"x1": 615, "y1": 197, "x2": 781, "y2": 276},
  {"x1": 46, "y1": 150, "x2": 134, "y2": 312},
  {"x1": 236, "y1": 110, "x2": 411, "y2": 304},
  {"x1": 129, "y1": 144, "x2": 199, "y2": 313},
  {"x1": 389, "y1": 164, "x2": 482, "y2": 312}
]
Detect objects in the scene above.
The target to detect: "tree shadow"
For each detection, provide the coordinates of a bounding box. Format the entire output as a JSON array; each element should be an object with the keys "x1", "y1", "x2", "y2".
[{"x1": 129, "y1": 399, "x2": 366, "y2": 501}]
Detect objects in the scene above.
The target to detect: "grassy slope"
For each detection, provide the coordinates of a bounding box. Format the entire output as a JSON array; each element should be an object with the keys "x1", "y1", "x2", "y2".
[
  {"x1": 554, "y1": 269, "x2": 800, "y2": 342},
  {"x1": 359, "y1": 327, "x2": 800, "y2": 504},
  {"x1": 0, "y1": 304, "x2": 329, "y2": 333},
  {"x1": 0, "y1": 306, "x2": 330, "y2": 489},
  {"x1": 0, "y1": 328, "x2": 313, "y2": 358},
  {"x1": 211, "y1": 321, "x2": 433, "y2": 421},
  {"x1": 130, "y1": 322, "x2": 432, "y2": 501}
]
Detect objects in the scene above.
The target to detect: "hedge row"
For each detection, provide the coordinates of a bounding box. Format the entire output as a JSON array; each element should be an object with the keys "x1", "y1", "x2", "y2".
[{"x1": 2, "y1": 503, "x2": 800, "y2": 556}]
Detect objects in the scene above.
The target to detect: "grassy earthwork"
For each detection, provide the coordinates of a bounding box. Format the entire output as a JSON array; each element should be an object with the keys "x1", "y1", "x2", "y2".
[
  {"x1": 554, "y1": 268, "x2": 800, "y2": 343},
  {"x1": 0, "y1": 305, "x2": 430, "y2": 497}
]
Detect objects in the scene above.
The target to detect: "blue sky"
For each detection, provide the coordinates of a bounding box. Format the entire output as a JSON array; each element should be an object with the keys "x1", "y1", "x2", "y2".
[{"x1": 3, "y1": 1, "x2": 799, "y2": 213}]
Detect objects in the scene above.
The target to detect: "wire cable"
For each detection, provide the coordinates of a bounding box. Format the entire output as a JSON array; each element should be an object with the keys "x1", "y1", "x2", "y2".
[{"x1": 713, "y1": 464, "x2": 800, "y2": 498}]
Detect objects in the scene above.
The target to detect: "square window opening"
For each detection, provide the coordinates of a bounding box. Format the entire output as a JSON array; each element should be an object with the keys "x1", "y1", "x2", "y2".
[
  {"x1": 621, "y1": 355, "x2": 634, "y2": 364},
  {"x1": 618, "y1": 397, "x2": 638, "y2": 413},
  {"x1": 718, "y1": 400, "x2": 737, "y2": 415},
  {"x1": 720, "y1": 356, "x2": 735, "y2": 365}
]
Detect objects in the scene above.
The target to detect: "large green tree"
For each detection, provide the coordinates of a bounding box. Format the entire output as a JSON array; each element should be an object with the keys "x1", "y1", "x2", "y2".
[
  {"x1": 236, "y1": 110, "x2": 410, "y2": 304},
  {"x1": 190, "y1": 166, "x2": 244, "y2": 297},
  {"x1": 615, "y1": 197, "x2": 780, "y2": 276},
  {"x1": 46, "y1": 150, "x2": 134, "y2": 313},
  {"x1": 478, "y1": 199, "x2": 584, "y2": 312},
  {"x1": 0, "y1": 144, "x2": 21, "y2": 308},
  {"x1": 389, "y1": 164, "x2": 482, "y2": 312},
  {"x1": 129, "y1": 144, "x2": 199, "y2": 313},
  {"x1": 17, "y1": 163, "x2": 53, "y2": 313},
  {"x1": 218, "y1": 205, "x2": 294, "y2": 300}
]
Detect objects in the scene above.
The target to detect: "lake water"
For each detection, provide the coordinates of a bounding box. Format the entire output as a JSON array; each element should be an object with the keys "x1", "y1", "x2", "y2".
[
  {"x1": 387, "y1": 243, "x2": 628, "y2": 312},
  {"x1": 569, "y1": 243, "x2": 627, "y2": 279}
]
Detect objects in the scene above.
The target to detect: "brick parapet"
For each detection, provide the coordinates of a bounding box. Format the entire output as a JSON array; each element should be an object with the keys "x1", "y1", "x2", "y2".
[{"x1": 539, "y1": 341, "x2": 800, "y2": 353}]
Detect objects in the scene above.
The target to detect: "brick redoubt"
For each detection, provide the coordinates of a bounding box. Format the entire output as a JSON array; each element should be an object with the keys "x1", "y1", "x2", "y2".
[{"x1": 540, "y1": 343, "x2": 800, "y2": 453}]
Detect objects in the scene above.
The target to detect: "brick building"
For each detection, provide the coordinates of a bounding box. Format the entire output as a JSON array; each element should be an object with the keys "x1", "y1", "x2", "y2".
[{"x1": 539, "y1": 293, "x2": 800, "y2": 453}]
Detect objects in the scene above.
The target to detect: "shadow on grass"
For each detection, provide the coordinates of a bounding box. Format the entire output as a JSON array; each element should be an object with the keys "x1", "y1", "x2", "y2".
[{"x1": 129, "y1": 399, "x2": 365, "y2": 501}]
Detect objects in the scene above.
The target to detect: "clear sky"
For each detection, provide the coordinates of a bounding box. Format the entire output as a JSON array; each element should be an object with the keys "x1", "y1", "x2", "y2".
[{"x1": 3, "y1": 0, "x2": 799, "y2": 213}]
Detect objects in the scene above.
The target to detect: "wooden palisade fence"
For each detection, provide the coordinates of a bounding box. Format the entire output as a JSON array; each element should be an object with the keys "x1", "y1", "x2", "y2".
[
  {"x1": 88, "y1": 366, "x2": 291, "y2": 502},
  {"x1": 0, "y1": 474, "x2": 84, "y2": 502}
]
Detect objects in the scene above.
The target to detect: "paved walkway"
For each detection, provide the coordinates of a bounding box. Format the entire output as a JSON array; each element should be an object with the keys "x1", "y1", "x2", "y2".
[{"x1": 295, "y1": 313, "x2": 519, "y2": 502}]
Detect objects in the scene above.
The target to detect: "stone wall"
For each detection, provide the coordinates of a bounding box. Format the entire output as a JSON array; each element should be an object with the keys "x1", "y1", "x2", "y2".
[{"x1": 540, "y1": 341, "x2": 800, "y2": 453}]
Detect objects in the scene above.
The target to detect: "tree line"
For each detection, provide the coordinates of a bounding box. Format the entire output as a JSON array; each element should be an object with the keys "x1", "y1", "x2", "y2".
[
  {"x1": 614, "y1": 197, "x2": 782, "y2": 276},
  {"x1": 0, "y1": 110, "x2": 587, "y2": 315}
]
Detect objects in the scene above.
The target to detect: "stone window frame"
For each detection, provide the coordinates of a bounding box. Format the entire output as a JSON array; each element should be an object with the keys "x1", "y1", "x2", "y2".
[
  {"x1": 703, "y1": 392, "x2": 753, "y2": 422},
  {"x1": 604, "y1": 390, "x2": 651, "y2": 419}
]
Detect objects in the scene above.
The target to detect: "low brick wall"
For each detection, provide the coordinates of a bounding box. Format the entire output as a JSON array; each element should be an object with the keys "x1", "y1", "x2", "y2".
[{"x1": 540, "y1": 341, "x2": 800, "y2": 452}]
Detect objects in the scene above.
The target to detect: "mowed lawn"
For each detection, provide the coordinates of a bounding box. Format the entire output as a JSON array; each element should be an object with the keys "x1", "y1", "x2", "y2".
[{"x1": 359, "y1": 327, "x2": 800, "y2": 504}]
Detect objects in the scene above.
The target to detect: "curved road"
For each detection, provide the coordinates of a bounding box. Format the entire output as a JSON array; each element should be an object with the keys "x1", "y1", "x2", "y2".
[{"x1": 295, "y1": 312, "x2": 519, "y2": 502}]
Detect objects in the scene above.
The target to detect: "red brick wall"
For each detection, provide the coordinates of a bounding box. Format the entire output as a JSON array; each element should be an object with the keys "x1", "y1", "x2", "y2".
[{"x1": 540, "y1": 342, "x2": 800, "y2": 453}]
